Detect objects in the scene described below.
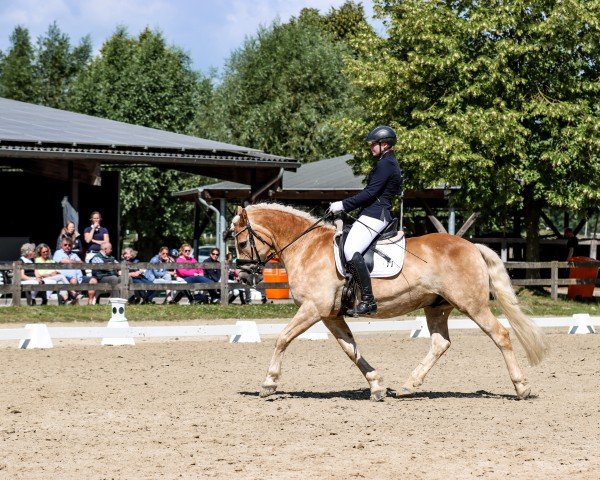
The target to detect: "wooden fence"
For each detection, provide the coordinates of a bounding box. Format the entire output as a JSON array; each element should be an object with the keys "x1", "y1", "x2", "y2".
[
  {"x1": 0, "y1": 260, "x2": 598, "y2": 305},
  {"x1": 0, "y1": 262, "x2": 290, "y2": 306}
]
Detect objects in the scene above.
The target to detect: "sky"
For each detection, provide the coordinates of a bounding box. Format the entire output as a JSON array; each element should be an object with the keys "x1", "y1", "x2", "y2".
[{"x1": 0, "y1": 0, "x2": 378, "y2": 76}]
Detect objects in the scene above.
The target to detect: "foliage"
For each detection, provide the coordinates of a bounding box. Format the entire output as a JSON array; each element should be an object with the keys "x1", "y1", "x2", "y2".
[
  {"x1": 68, "y1": 27, "x2": 214, "y2": 256},
  {"x1": 341, "y1": 0, "x2": 600, "y2": 256},
  {"x1": 202, "y1": 2, "x2": 369, "y2": 162},
  {"x1": 0, "y1": 26, "x2": 38, "y2": 101}
]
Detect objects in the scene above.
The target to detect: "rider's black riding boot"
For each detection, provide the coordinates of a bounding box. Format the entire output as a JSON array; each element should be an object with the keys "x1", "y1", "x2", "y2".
[{"x1": 346, "y1": 252, "x2": 377, "y2": 316}]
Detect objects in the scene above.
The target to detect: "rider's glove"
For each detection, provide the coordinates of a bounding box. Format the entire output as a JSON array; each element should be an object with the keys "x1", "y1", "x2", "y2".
[{"x1": 328, "y1": 201, "x2": 344, "y2": 214}]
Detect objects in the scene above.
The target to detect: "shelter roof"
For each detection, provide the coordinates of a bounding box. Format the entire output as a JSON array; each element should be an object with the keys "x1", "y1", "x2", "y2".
[{"x1": 0, "y1": 97, "x2": 299, "y2": 185}]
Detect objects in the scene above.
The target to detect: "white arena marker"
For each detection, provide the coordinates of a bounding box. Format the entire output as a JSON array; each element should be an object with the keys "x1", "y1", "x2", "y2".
[
  {"x1": 299, "y1": 322, "x2": 329, "y2": 340},
  {"x1": 567, "y1": 313, "x2": 596, "y2": 335},
  {"x1": 19, "y1": 323, "x2": 53, "y2": 349},
  {"x1": 102, "y1": 298, "x2": 135, "y2": 346},
  {"x1": 230, "y1": 321, "x2": 261, "y2": 343},
  {"x1": 409, "y1": 316, "x2": 430, "y2": 339}
]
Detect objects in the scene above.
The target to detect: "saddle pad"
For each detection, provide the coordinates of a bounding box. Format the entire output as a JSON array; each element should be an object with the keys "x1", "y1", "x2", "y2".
[{"x1": 334, "y1": 231, "x2": 406, "y2": 278}]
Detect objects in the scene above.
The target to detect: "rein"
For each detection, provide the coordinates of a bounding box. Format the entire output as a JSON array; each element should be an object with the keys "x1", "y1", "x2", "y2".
[{"x1": 235, "y1": 214, "x2": 329, "y2": 268}]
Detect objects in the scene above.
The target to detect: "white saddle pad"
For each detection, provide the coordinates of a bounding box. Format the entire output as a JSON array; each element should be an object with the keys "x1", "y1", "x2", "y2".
[{"x1": 334, "y1": 231, "x2": 406, "y2": 278}]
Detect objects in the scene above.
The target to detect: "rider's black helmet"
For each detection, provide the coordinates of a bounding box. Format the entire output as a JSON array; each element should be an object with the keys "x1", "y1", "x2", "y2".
[{"x1": 365, "y1": 125, "x2": 397, "y2": 146}]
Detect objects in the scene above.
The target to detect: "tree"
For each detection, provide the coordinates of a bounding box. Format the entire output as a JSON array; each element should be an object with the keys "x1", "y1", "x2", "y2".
[
  {"x1": 0, "y1": 26, "x2": 38, "y2": 102},
  {"x1": 35, "y1": 22, "x2": 92, "y2": 109},
  {"x1": 204, "y1": 3, "x2": 370, "y2": 162},
  {"x1": 341, "y1": 0, "x2": 600, "y2": 261},
  {"x1": 69, "y1": 27, "x2": 213, "y2": 256}
]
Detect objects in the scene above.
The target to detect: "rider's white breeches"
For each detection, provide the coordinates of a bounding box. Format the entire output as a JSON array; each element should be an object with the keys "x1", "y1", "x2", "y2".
[{"x1": 344, "y1": 215, "x2": 389, "y2": 261}]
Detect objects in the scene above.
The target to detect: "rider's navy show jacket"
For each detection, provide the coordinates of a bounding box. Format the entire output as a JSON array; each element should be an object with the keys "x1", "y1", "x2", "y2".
[{"x1": 341, "y1": 150, "x2": 403, "y2": 222}]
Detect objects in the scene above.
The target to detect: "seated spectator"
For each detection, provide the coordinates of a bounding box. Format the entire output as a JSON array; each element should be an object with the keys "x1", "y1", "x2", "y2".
[
  {"x1": 19, "y1": 243, "x2": 46, "y2": 305},
  {"x1": 34, "y1": 243, "x2": 69, "y2": 305},
  {"x1": 171, "y1": 243, "x2": 211, "y2": 304},
  {"x1": 90, "y1": 242, "x2": 119, "y2": 300},
  {"x1": 201, "y1": 247, "x2": 222, "y2": 303},
  {"x1": 56, "y1": 221, "x2": 83, "y2": 258},
  {"x1": 146, "y1": 246, "x2": 183, "y2": 303},
  {"x1": 53, "y1": 238, "x2": 97, "y2": 305},
  {"x1": 121, "y1": 247, "x2": 155, "y2": 304}
]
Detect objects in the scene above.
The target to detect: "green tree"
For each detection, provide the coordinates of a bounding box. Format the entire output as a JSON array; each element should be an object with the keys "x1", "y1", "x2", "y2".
[
  {"x1": 341, "y1": 0, "x2": 600, "y2": 261},
  {"x1": 35, "y1": 22, "x2": 92, "y2": 108},
  {"x1": 0, "y1": 26, "x2": 38, "y2": 101},
  {"x1": 204, "y1": 3, "x2": 369, "y2": 162},
  {"x1": 69, "y1": 27, "x2": 213, "y2": 255}
]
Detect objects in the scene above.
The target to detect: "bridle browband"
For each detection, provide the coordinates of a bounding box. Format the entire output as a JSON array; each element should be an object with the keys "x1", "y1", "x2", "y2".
[{"x1": 234, "y1": 213, "x2": 329, "y2": 268}]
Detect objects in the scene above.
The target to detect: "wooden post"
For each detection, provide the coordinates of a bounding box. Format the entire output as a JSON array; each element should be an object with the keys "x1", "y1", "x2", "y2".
[
  {"x1": 590, "y1": 239, "x2": 597, "y2": 259},
  {"x1": 119, "y1": 263, "x2": 129, "y2": 300},
  {"x1": 220, "y1": 262, "x2": 229, "y2": 306},
  {"x1": 12, "y1": 261, "x2": 22, "y2": 307},
  {"x1": 550, "y1": 261, "x2": 558, "y2": 300}
]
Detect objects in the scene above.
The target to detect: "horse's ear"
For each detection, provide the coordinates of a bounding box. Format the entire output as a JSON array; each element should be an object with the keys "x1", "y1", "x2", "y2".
[{"x1": 237, "y1": 206, "x2": 248, "y2": 227}]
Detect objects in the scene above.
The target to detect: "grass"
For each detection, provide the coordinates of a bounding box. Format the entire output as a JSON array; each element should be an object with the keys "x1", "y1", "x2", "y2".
[{"x1": 0, "y1": 289, "x2": 597, "y2": 324}]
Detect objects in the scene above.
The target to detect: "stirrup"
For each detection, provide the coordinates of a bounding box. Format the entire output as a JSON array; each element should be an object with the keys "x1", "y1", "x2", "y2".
[{"x1": 346, "y1": 297, "x2": 377, "y2": 317}]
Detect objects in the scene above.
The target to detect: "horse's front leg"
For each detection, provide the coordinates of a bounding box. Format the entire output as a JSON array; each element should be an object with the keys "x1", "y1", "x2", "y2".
[
  {"x1": 260, "y1": 300, "x2": 321, "y2": 398},
  {"x1": 322, "y1": 316, "x2": 386, "y2": 401}
]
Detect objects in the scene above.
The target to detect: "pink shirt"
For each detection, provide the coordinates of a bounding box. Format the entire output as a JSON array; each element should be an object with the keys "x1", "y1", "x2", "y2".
[{"x1": 175, "y1": 255, "x2": 204, "y2": 278}]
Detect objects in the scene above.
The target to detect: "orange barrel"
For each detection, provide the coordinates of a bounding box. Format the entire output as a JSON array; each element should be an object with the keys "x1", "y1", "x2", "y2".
[
  {"x1": 263, "y1": 258, "x2": 290, "y2": 299},
  {"x1": 567, "y1": 256, "x2": 600, "y2": 300}
]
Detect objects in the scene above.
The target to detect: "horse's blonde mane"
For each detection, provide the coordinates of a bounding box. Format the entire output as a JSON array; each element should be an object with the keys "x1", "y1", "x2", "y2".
[{"x1": 247, "y1": 203, "x2": 335, "y2": 230}]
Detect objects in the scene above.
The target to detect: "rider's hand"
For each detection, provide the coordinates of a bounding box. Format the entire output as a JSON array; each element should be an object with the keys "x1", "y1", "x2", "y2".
[{"x1": 328, "y1": 201, "x2": 344, "y2": 214}]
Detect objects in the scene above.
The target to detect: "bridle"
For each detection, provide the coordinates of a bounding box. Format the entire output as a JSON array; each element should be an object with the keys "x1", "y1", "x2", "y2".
[{"x1": 234, "y1": 214, "x2": 329, "y2": 269}]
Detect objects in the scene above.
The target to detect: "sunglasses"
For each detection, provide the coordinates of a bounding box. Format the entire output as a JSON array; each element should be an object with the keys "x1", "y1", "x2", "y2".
[
  {"x1": 183, "y1": 249, "x2": 192, "y2": 253},
  {"x1": 210, "y1": 252, "x2": 219, "y2": 256}
]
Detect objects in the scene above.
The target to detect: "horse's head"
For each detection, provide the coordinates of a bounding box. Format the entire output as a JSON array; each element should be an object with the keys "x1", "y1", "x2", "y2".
[{"x1": 230, "y1": 206, "x2": 276, "y2": 265}]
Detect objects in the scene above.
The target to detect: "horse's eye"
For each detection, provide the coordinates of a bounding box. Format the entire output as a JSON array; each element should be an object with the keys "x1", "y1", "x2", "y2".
[{"x1": 239, "y1": 240, "x2": 248, "y2": 249}]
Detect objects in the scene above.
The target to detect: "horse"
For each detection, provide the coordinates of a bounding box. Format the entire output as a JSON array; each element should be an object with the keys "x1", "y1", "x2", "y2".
[{"x1": 230, "y1": 203, "x2": 549, "y2": 401}]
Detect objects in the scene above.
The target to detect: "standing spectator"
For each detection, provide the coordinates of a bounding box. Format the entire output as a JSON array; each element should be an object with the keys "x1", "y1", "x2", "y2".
[
  {"x1": 121, "y1": 247, "x2": 155, "y2": 304},
  {"x1": 90, "y1": 242, "x2": 119, "y2": 300},
  {"x1": 53, "y1": 238, "x2": 97, "y2": 305},
  {"x1": 56, "y1": 221, "x2": 83, "y2": 258},
  {"x1": 83, "y1": 211, "x2": 109, "y2": 263},
  {"x1": 171, "y1": 243, "x2": 211, "y2": 304},
  {"x1": 34, "y1": 243, "x2": 69, "y2": 305},
  {"x1": 201, "y1": 247, "x2": 222, "y2": 303},
  {"x1": 564, "y1": 228, "x2": 579, "y2": 260},
  {"x1": 19, "y1": 243, "x2": 46, "y2": 305}
]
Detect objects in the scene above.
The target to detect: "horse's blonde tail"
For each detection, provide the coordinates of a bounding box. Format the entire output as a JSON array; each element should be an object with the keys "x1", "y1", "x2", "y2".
[{"x1": 475, "y1": 243, "x2": 549, "y2": 366}]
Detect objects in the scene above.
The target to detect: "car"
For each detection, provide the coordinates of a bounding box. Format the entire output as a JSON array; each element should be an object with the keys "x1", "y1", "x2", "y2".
[{"x1": 196, "y1": 245, "x2": 217, "y2": 262}]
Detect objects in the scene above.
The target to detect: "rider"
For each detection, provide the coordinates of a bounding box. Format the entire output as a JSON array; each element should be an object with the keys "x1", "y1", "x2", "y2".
[{"x1": 328, "y1": 125, "x2": 403, "y2": 315}]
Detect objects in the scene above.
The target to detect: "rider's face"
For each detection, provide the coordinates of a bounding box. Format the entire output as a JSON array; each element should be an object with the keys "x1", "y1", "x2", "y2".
[{"x1": 369, "y1": 141, "x2": 390, "y2": 156}]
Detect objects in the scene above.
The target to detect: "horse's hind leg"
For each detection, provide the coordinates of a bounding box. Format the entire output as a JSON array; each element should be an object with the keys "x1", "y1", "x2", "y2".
[
  {"x1": 469, "y1": 307, "x2": 531, "y2": 399},
  {"x1": 399, "y1": 305, "x2": 452, "y2": 397},
  {"x1": 260, "y1": 301, "x2": 321, "y2": 398},
  {"x1": 322, "y1": 316, "x2": 386, "y2": 401}
]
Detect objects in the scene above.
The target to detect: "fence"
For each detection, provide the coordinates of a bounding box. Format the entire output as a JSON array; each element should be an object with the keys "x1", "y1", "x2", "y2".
[
  {"x1": 0, "y1": 261, "x2": 289, "y2": 306},
  {"x1": 0, "y1": 260, "x2": 598, "y2": 305}
]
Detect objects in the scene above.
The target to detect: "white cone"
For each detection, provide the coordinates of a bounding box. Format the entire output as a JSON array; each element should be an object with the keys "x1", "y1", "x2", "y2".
[
  {"x1": 230, "y1": 321, "x2": 261, "y2": 343},
  {"x1": 19, "y1": 323, "x2": 53, "y2": 349},
  {"x1": 567, "y1": 313, "x2": 596, "y2": 335},
  {"x1": 410, "y1": 316, "x2": 430, "y2": 339}
]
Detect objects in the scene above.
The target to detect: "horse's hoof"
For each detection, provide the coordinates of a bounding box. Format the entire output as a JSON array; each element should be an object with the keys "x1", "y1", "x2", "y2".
[
  {"x1": 259, "y1": 385, "x2": 277, "y2": 398},
  {"x1": 396, "y1": 386, "x2": 416, "y2": 397},
  {"x1": 516, "y1": 383, "x2": 531, "y2": 400},
  {"x1": 370, "y1": 388, "x2": 386, "y2": 402}
]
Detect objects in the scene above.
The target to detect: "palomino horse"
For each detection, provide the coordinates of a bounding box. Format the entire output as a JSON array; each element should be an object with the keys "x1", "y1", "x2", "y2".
[{"x1": 231, "y1": 204, "x2": 548, "y2": 401}]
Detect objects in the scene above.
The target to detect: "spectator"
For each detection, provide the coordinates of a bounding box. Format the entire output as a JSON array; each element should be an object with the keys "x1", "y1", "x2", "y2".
[
  {"x1": 34, "y1": 243, "x2": 69, "y2": 305},
  {"x1": 121, "y1": 247, "x2": 155, "y2": 304},
  {"x1": 238, "y1": 262, "x2": 268, "y2": 304},
  {"x1": 53, "y1": 238, "x2": 97, "y2": 305},
  {"x1": 564, "y1": 228, "x2": 579, "y2": 260},
  {"x1": 146, "y1": 246, "x2": 182, "y2": 303},
  {"x1": 83, "y1": 211, "x2": 110, "y2": 264},
  {"x1": 90, "y1": 242, "x2": 119, "y2": 300},
  {"x1": 171, "y1": 243, "x2": 211, "y2": 304},
  {"x1": 201, "y1": 247, "x2": 222, "y2": 303},
  {"x1": 19, "y1": 243, "x2": 46, "y2": 305},
  {"x1": 56, "y1": 221, "x2": 83, "y2": 258}
]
